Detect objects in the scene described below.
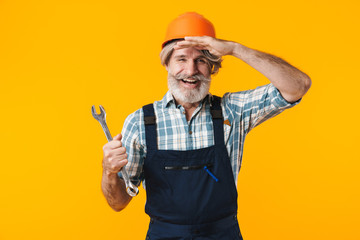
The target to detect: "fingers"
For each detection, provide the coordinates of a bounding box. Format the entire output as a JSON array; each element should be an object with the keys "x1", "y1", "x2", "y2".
[
  {"x1": 184, "y1": 36, "x2": 212, "y2": 43},
  {"x1": 174, "y1": 43, "x2": 207, "y2": 51},
  {"x1": 105, "y1": 140, "x2": 122, "y2": 149},
  {"x1": 174, "y1": 39, "x2": 209, "y2": 50},
  {"x1": 117, "y1": 158, "x2": 128, "y2": 169},
  {"x1": 103, "y1": 147, "x2": 128, "y2": 173},
  {"x1": 174, "y1": 36, "x2": 220, "y2": 55},
  {"x1": 113, "y1": 133, "x2": 122, "y2": 141},
  {"x1": 173, "y1": 36, "x2": 231, "y2": 57},
  {"x1": 104, "y1": 157, "x2": 128, "y2": 174},
  {"x1": 102, "y1": 133, "x2": 128, "y2": 173},
  {"x1": 103, "y1": 145, "x2": 127, "y2": 159},
  {"x1": 103, "y1": 133, "x2": 123, "y2": 150},
  {"x1": 181, "y1": 36, "x2": 211, "y2": 44}
]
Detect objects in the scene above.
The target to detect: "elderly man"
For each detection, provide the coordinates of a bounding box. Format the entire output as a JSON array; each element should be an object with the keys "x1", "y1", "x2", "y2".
[{"x1": 101, "y1": 12, "x2": 311, "y2": 240}]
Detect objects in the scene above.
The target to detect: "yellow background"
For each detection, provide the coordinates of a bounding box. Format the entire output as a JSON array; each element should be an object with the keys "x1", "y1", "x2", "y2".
[{"x1": 1, "y1": 0, "x2": 359, "y2": 239}]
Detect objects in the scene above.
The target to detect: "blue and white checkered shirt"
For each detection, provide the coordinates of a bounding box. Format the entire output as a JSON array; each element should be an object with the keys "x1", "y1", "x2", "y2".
[{"x1": 120, "y1": 83, "x2": 300, "y2": 187}]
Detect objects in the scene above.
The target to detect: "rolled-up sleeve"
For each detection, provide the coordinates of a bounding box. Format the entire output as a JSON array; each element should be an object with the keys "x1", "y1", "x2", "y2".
[
  {"x1": 117, "y1": 110, "x2": 145, "y2": 187},
  {"x1": 223, "y1": 83, "x2": 301, "y2": 134}
]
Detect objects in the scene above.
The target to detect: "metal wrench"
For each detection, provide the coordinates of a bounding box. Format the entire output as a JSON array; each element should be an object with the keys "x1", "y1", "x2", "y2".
[{"x1": 91, "y1": 105, "x2": 139, "y2": 197}]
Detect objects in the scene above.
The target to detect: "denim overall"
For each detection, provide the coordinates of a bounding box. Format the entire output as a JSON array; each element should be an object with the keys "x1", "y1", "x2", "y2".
[{"x1": 142, "y1": 96, "x2": 243, "y2": 240}]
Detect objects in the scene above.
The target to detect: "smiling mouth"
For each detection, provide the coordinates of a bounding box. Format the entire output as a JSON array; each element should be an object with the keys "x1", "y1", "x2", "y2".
[{"x1": 181, "y1": 78, "x2": 198, "y2": 84}]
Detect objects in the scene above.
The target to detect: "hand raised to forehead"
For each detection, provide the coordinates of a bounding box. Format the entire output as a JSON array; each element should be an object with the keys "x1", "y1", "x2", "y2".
[{"x1": 174, "y1": 36, "x2": 235, "y2": 57}]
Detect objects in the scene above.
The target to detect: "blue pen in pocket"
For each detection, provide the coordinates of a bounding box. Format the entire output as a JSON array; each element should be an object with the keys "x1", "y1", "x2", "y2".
[{"x1": 204, "y1": 166, "x2": 219, "y2": 182}]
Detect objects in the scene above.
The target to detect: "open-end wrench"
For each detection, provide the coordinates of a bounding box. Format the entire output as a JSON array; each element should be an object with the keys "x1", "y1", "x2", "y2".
[{"x1": 91, "y1": 105, "x2": 139, "y2": 197}]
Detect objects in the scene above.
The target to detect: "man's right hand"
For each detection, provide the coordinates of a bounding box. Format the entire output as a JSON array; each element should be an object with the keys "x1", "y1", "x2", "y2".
[
  {"x1": 102, "y1": 133, "x2": 128, "y2": 175},
  {"x1": 101, "y1": 133, "x2": 132, "y2": 211}
]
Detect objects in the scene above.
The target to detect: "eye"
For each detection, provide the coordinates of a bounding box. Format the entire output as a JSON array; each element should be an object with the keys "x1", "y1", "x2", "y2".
[
  {"x1": 196, "y1": 58, "x2": 207, "y2": 64},
  {"x1": 177, "y1": 58, "x2": 186, "y2": 62}
]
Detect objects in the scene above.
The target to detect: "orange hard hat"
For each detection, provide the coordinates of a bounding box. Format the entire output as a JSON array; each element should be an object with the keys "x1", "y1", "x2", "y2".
[{"x1": 162, "y1": 12, "x2": 216, "y2": 48}]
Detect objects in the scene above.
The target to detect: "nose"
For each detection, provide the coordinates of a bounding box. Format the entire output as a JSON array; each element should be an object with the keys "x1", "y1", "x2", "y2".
[{"x1": 184, "y1": 60, "x2": 199, "y2": 77}]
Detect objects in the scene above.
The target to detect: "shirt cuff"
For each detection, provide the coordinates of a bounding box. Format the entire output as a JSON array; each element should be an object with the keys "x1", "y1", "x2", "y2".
[{"x1": 270, "y1": 84, "x2": 302, "y2": 109}]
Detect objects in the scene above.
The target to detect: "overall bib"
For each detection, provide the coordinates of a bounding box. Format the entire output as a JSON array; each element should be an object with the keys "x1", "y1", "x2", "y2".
[{"x1": 142, "y1": 96, "x2": 243, "y2": 240}]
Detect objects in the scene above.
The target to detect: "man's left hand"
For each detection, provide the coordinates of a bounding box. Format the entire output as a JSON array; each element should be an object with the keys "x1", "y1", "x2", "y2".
[{"x1": 174, "y1": 36, "x2": 235, "y2": 57}]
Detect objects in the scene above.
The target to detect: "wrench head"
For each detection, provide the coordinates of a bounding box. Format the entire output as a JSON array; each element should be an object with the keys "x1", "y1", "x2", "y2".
[{"x1": 91, "y1": 105, "x2": 106, "y2": 121}]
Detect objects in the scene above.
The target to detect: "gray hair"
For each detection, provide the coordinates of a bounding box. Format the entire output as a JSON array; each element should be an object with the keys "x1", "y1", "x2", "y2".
[{"x1": 160, "y1": 41, "x2": 222, "y2": 75}]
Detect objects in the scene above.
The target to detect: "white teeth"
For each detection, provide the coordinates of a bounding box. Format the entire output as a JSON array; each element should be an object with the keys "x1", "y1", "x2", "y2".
[{"x1": 184, "y1": 78, "x2": 197, "y2": 83}]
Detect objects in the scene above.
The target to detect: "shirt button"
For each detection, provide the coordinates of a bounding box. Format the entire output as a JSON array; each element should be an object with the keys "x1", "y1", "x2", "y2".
[{"x1": 189, "y1": 130, "x2": 193, "y2": 135}]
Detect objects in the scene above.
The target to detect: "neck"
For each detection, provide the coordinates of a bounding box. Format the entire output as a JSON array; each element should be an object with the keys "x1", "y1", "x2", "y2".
[
  {"x1": 179, "y1": 101, "x2": 200, "y2": 110},
  {"x1": 175, "y1": 99, "x2": 201, "y2": 121}
]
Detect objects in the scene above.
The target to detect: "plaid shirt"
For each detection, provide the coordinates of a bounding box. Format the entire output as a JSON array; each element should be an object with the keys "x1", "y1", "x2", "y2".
[{"x1": 120, "y1": 83, "x2": 300, "y2": 187}]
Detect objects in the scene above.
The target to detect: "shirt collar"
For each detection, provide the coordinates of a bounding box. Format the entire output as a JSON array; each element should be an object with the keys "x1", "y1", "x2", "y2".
[
  {"x1": 163, "y1": 91, "x2": 213, "y2": 109},
  {"x1": 164, "y1": 91, "x2": 175, "y2": 108}
]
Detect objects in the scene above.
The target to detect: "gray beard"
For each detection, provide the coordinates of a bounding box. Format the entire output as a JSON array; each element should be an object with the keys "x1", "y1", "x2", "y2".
[{"x1": 167, "y1": 71, "x2": 211, "y2": 104}]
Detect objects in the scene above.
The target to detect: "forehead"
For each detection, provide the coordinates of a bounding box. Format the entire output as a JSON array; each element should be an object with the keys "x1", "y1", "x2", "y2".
[{"x1": 171, "y1": 47, "x2": 205, "y2": 59}]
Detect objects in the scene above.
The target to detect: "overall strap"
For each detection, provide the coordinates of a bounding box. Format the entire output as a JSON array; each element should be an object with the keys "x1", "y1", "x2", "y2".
[
  {"x1": 210, "y1": 96, "x2": 225, "y2": 146},
  {"x1": 142, "y1": 103, "x2": 158, "y2": 150}
]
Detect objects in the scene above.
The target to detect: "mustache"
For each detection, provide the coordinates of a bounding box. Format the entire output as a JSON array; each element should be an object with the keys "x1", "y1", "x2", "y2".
[{"x1": 174, "y1": 73, "x2": 211, "y2": 82}]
